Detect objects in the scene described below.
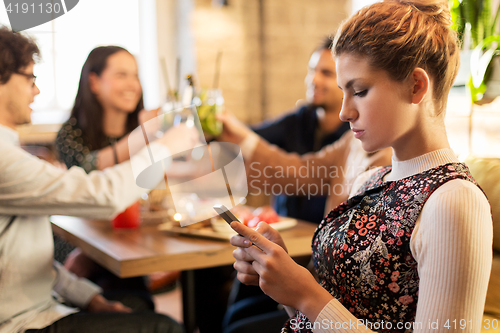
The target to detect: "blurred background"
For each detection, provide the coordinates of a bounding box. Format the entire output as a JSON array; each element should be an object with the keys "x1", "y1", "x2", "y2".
[
  {"x1": 1, "y1": 0, "x2": 499, "y2": 158},
  {"x1": 0, "y1": 0, "x2": 350, "y2": 124}
]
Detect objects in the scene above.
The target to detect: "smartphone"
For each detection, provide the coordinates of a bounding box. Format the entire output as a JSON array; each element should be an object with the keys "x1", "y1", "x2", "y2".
[
  {"x1": 213, "y1": 204, "x2": 261, "y2": 250},
  {"x1": 213, "y1": 204, "x2": 240, "y2": 226}
]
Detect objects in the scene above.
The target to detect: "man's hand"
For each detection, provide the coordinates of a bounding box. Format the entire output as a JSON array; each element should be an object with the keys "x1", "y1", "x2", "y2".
[
  {"x1": 216, "y1": 113, "x2": 253, "y2": 144},
  {"x1": 86, "y1": 294, "x2": 132, "y2": 313}
]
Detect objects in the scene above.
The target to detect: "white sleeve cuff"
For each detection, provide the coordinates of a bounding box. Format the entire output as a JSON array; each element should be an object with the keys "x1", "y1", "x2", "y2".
[
  {"x1": 52, "y1": 261, "x2": 102, "y2": 309},
  {"x1": 313, "y1": 299, "x2": 374, "y2": 333}
]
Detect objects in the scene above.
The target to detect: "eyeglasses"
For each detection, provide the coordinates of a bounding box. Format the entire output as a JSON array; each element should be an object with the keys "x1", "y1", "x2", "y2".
[{"x1": 15, "y1": 72, "x2": 37, "y2": 87}]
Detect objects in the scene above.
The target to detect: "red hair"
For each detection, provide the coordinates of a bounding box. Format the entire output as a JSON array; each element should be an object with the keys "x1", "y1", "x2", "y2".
[{"x1": 333, "y1": 0, "x2": 459, "y2": 112}]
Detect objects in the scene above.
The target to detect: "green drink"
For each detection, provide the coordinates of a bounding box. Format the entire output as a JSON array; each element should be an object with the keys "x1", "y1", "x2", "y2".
[{"x1": 196, "y1": 89, "x2": 223, "y2": 136}]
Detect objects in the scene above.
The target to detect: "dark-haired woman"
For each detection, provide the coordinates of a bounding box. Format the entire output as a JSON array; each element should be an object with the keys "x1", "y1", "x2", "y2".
[
  {"x1": 56, "y1": 46, "x2": 153, "y2": 172},
  {"x1": 55, "y1": 46, "x2": 160, "y2": 311}
]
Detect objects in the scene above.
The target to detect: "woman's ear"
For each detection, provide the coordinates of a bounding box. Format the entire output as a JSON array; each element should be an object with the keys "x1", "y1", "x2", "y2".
[
  {"x1": 88, "y1": 72, "x2": 100, "y2": 95},
  {"x1": 411, "y1": 68, "x2": 430, "y2": 104}
]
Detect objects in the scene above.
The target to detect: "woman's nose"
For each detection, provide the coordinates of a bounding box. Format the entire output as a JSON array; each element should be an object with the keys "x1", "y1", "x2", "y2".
[{"x1": 339, "y1": 98, "x2": 357, "y2": 123}]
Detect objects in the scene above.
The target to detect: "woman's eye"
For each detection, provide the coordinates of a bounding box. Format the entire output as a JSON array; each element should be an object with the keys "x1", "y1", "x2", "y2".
[{"x1": 354, "y1": 90, "x2": 367, "y2": 97}]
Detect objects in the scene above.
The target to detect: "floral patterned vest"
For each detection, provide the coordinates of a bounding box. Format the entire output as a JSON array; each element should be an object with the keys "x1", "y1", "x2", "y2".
[{"x1": 284, "y1": 163, "x2": 479, "y2": 333}]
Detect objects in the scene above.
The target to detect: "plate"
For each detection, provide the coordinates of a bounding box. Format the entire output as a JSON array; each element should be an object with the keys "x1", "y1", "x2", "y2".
[
  {"x1": 158, "y1": 217, "x2": 297, "y2": 241},
  {"x1": 210, "y1": 217, "x2": 297, "y2": 235}
]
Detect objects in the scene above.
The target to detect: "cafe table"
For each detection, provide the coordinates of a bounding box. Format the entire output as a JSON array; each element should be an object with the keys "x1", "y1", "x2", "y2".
[{"x1": 50, "y1": 215, "x2": 317, "y2": 333}]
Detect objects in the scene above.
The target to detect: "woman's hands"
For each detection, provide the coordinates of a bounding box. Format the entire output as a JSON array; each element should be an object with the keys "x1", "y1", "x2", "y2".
[
  {"x1": 230, "y1": 221, "x2": 287, "y2": 286},
  {"x1": 138, "y1": 107, "x2": 160, "y2": 125},
  {"x1": 156, "y1": 122, "x2": 202, "y2": 155},
  {"x1": 230, "y1": 221, "x2": 333, "y2": 318},
  {"x1": 97, "y1": 106, "x2": 161, "y2": 169}
]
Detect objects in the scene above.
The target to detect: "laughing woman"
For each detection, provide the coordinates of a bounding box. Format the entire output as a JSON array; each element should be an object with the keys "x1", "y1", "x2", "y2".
[
  {"x1": 56, "y1": 46, "x2": 154, "y2": 172},
  {"x1": 54, "y1": 46, "x2": 158, "y2": 310},
  {"x1": 230, "y1": 0, "x2": 492, "y2": 332}
]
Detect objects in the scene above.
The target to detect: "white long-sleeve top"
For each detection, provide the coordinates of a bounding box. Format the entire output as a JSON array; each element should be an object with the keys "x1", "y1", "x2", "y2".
[
  {"x1": 0, "y1": 124, "x2": 168, "y2": 332},
  {"x1": 311, "y1": 148, "x2": 492, "y2": 333}
]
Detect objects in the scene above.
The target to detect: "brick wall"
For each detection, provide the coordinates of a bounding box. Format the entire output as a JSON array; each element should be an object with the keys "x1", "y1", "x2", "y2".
[
  {"x1": 192, "y1": 0, "x2": 349, "y2": 124},
  {"x1": 189, "y1": 0, "x2": 349, "y2": 207}
]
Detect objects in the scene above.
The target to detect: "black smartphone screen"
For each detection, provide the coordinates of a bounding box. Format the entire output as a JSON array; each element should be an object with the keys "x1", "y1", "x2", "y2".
[
  {"x1": 213, "y1": 204, "x2": 240, "y2": 225},
  {"x1": 213, "y1": 204, "x2": 262, "y2": 250}
]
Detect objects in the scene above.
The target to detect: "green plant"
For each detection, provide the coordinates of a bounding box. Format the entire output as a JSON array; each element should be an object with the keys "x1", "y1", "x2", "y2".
[
  {"x1": 450, "y1": 0, "x2": 500, "y2": 48},
  {"x1": 469, "y1": 35, "x2": 500, "y2": 102},
  {"x1": 450, "y1": 0, "x2": 500, "y2": 103}
]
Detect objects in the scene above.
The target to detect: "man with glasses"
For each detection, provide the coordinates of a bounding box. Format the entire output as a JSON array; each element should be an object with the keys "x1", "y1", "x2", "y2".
[
  {"x1": 14, "y1": 71, "x2": 36, "y2": 85},
  {"x1": 0, "y1": 26, "x2": 189, "y2": 333}
]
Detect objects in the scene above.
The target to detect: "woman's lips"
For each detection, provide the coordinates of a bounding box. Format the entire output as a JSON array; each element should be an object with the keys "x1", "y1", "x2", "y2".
[{"x1": 352, "y1": 128, "x2": 365, "y2": 139}]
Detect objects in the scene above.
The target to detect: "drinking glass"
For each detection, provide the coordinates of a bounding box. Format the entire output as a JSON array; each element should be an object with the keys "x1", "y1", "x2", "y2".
[{"x1": 194, "y1": 88, "x2": 224, "y2": 137}]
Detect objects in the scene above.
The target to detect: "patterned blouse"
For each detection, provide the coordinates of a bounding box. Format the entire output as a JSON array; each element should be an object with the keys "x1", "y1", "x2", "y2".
[
  {"x1": 56, "y1": 117, "x2": 123, "y2": 173},
  {"x1": 285, "y1": 163, "x2": 480, "y2": 333}
]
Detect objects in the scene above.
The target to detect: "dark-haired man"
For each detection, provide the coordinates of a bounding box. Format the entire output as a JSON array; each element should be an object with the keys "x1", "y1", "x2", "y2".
[
  {"x1": 251, "y1": 37, "x2": 349, "y2": 224},
  {"x1": 0, "y1": 26, "x2": 188, "y2": 333}
]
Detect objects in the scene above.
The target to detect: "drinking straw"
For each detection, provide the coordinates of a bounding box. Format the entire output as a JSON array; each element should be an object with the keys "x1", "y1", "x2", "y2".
[
  {"x1": 160, "y1": 57, "x2": 172, "y2": 97},
  {"x1": 207, "y1": 143, "x2": 216, "y2": 173},
  {"x1": 213, "y1": 50, "x2": 223, "y2": 89},
  {"x1": 208, "y1": 143, "x2": 235, "y2": 207},
  {"x1": 176, "y1": 57, "x2": 181, "y2": 101}
]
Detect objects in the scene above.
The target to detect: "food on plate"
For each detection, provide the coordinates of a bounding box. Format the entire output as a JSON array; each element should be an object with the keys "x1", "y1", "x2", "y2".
[
  {"x1": 253, "y1": 206, "x2": 280, "y2": 224},
  {"x1": 230, "y1": 205, "x2": 254, "y2": 224},
  {"x1": 210, "y1": 205, "x2": 297, "y2": 235},
  {"x1": 231, "y1": 205, "x2": 280, "y2": 228}
]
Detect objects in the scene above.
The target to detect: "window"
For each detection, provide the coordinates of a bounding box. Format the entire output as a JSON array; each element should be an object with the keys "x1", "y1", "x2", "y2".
[
  {"x1": 351, "y1": 0, "x2": 380, "y2": 13},
  {"x1": 0, "y1": 0, "x2": 149, "y2": 124}
]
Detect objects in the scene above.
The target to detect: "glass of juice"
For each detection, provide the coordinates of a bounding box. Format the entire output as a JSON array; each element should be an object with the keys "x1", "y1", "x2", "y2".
[{"x1": 195, "y1": 88, "x2": 224, "y2": 137}]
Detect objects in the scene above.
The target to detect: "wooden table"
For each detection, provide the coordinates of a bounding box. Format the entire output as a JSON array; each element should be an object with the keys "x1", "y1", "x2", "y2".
[{"x1": 51, "y1": 215, "x2": 317, "y2": 332}]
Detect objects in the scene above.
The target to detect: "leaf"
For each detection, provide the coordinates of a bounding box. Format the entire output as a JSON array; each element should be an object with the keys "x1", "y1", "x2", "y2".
[
  {"x1": 469, "y1": 35, "x2": 500, "y2": 102},
  {"x1": 481, "y1": 0, "x2": 491, "y2": 43},
  {"x1": 492, "y1": 4, "x2": 500, "y2": 36},
  {"x1": 468, "y1": 75, "x2": 486, "y2": 102},
  {"x1": 471, "y1": 47, "x2": 496, "y2": 88}
]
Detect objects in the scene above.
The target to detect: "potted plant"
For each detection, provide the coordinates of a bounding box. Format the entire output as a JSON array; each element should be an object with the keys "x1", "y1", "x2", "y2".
[
  {"x1": 450, "y1": 0, "x2": 500, "y2": 103},
  {"x1": 469, "y1": 35, "x2": 500, "y2": 103}
]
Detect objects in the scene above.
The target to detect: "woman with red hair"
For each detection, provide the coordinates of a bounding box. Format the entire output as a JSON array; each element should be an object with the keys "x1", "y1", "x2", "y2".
[{"x1": 230, "y1": 1, "x2": 492, "y2": 332}]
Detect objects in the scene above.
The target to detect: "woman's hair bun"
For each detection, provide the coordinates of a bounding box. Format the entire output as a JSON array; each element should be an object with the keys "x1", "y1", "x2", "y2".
[
  {"x1": 333, "y1": 0, "x2": 459, "y2": 111},
  {"x1": 394, "y1": 0, "x2": 452, "y2": 27}
]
